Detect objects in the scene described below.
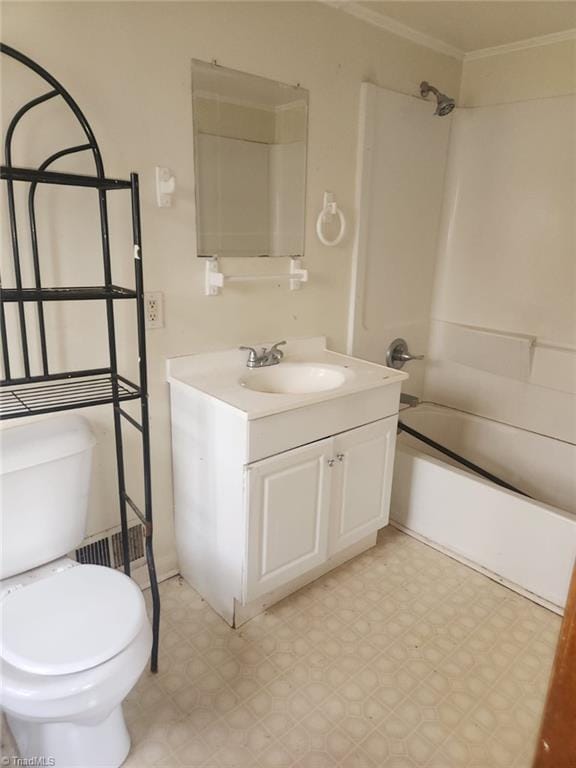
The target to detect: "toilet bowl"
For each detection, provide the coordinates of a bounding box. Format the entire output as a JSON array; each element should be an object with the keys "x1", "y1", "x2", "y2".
[
  {"x1": 0, "y1": 416, "x2": 153, "y2": 767},
  {"x1": 1, "y1": 559, "x2": 152, "y2": 767}
]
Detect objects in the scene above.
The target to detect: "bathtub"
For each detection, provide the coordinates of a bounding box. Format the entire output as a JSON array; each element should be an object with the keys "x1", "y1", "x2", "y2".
[{"x1": 391, "y1": 403, "x2": 576, "y2": 612}]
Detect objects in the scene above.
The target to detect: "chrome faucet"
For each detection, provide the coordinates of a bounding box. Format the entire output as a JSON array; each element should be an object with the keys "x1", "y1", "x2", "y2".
[{"x1": 239, "y1": 341, "x2": 286, "y2": 368}]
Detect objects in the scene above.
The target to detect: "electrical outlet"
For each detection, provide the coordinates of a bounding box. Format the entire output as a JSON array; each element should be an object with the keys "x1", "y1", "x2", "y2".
[{"x1": 145, "y1": 291, "x2": 164, "y2": 329}]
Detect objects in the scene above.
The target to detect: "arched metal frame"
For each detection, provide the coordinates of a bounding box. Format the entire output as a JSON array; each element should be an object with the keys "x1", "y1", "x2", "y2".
[{"x1": 0, "y1": 43, "x2": 160, "y2": 672}]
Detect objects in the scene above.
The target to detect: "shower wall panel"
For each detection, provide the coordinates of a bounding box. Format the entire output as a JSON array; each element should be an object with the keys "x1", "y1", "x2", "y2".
[
  {"x1": 426, "y1": 94, "x2": 576, "y2": 443},
  {"x1": 348, "y1": 82, "x2": 452, "y2": 396}
]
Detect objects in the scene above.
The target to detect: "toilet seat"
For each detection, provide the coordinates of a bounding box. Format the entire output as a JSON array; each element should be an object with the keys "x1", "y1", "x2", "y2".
[{"x1": 1, "y1": 564, "x2": 147, "y2": 676}]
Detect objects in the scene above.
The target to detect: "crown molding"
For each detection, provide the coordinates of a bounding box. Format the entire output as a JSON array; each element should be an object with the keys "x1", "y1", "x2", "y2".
[
  {"x1": 325, "y1": 1, "x2": 464, "y2": 60},
  {"x1": 324, "y1": 2, "x2": 576, "y2": 64},
  {"x1": 464, "y1": 27, "x2": 576, "y2": 61}
]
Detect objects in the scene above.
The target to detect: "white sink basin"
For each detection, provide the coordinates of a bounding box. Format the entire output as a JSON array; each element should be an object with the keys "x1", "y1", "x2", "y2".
[{"x1": 240, "y1": 362, "x2": 351, "y2": 395}]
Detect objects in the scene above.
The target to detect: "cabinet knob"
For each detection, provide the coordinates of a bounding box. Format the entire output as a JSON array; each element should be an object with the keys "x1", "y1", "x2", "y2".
[
  {"x1": 336, "y1": 453, "x2": 344, "y2": 462},
  {"x1": 327, "y1": 458, "x2": 336, "y2": 467}
]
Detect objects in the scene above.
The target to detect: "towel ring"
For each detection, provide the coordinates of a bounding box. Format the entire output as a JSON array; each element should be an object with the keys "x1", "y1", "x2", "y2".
[{"x1": 316, "y1": 191, "x2": 346, "y2": 247}]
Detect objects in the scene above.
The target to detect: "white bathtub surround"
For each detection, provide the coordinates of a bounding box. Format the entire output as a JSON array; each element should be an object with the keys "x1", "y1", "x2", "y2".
[
  {"x1": 348, "y1": 83, "x2": 452, "y2": 398},
  {"x1": 427, "y1": 92, "x2": 576, "y2": 443},
  {"x1": 425, "y1": 320, "x2": 576, "y2": 445},
  {"x1": 167, "y1": 337, "x2": 407, "y2": 625},
  {"x1": 349, "y1": 75, "x2": 575, "y2": 447},
  {"x1": 398, "y1": 403, "x2": 576, "y2": 515},
  {"x1": 437, "y1": 322, "x2": 536, "y2": 382},
  {"x1": 432, "y1": 96, "x2": 575, "y2": 345},
  {"x1": 391, "y1": 404, "x2": 576, "y2": 612}
]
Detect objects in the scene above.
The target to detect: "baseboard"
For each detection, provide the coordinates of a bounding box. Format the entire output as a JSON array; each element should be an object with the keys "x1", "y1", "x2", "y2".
[
  {"x1": 131, "y1": 554, "x2": 179, "y2": 591},
  {"x1": 390, "y1": 520, "x2": 563, "y2": 616}
]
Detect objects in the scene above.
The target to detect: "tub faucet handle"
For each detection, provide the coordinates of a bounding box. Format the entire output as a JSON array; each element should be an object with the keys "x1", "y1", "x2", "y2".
[{"x1": 386, "y1": 338, "x2": 424, "y2": 370}]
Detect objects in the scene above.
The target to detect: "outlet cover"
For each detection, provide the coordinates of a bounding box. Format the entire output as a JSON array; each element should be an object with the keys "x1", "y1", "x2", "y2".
[{"x1": 145, "y1": 291, "x2": 164, "y2": 329}]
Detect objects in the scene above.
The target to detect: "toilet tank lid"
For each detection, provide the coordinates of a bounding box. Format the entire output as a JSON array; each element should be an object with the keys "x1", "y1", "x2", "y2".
[{"x1": 0, "y1": 414, "x2": 96, "y2": 475}]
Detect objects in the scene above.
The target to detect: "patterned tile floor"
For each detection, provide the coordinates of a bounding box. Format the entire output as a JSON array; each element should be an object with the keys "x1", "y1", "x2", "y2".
[{"x1": 1, "y1": 528, "x2": 561, "y2": 767}]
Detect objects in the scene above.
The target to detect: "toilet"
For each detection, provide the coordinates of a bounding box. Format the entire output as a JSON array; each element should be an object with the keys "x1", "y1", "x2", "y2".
[{"x1": 0, "y1": 415, "x2": 152, "y2": 768}]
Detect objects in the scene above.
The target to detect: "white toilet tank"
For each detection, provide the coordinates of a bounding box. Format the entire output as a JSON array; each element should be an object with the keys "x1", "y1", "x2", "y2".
[{"x1": 0, "y1": 415, "x2": 96, "y2": 579}]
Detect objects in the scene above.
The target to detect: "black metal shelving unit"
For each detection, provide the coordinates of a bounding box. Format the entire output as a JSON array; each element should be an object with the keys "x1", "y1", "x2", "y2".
[{"x1": 0, "y1": 43, "x2": 160, "y2": 672}]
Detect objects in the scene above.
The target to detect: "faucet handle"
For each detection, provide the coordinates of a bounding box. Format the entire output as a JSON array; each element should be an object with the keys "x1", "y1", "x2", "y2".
[
  {"x1": 269, "y1": 340, "x2": 287, "y2": 358},
  {"x1": 239, "y1": 345, "x2": 258, "y2": 365},
  {"x1": 386, "y1": 338, "x2": 424, "y2": 370}
]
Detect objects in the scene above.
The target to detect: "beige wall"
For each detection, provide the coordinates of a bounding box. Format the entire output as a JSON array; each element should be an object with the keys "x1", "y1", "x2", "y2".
[
  {"x1": 1, "y1": 2, "x2": 461, "y2": 578},
  {"x1": 460, "y1": 38, "x2": 576, "y2": 105}
]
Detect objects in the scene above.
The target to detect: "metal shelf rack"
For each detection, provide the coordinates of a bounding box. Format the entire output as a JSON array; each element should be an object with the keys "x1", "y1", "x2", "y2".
[
  {"x1": 1, "y1": 286, "x2": 138, "y2": 302},
  {"x1": 0, "y1": 43, "x2": 160, "y2": 672}
]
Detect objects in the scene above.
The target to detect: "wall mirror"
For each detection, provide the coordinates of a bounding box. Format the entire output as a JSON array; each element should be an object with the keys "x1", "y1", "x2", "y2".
[{"x1": 192, "y1": 60, "x2": 308, "y2": 258}]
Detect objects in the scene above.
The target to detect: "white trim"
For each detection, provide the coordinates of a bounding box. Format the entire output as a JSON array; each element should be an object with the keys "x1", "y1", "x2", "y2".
[
  {"x1": 390, "y1": 522, "x2": 563, "y2": 616},
  {"x1": 324, "y1": 1, "x2": 576, "y2": 63},
  {"x1": 324, "y1": 1, "x2": 464, "y2": 60},
  {"x1": 464, "y1": 27, "x2": 576, "y2": 61},
  {"x1": 346, "y1": 82, "x2": 373, "y2": 354},
  {"x1": 132, "y1": 556, "x2": 179, "y2": 590}
]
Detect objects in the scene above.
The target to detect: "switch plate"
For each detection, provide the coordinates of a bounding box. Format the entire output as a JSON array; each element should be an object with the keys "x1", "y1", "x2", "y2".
[
  {"x1": 145, "y1": 291, "x2": 164, "y2": 329},
  {"x1": 155, "y1": 166, "x2": 175, "y2": 207}
]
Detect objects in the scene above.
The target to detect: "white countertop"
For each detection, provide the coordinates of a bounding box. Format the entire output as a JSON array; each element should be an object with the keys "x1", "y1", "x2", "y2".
[{"x1": 167, "y1": 337, "x2": 408, "y2": 420}]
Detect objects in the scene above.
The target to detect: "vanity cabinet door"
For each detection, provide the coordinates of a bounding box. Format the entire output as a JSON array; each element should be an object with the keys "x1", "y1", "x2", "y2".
[
  {"x1": 244, "y1": 437, "x2": 333, "y2": 601},
  {"x1": 330, "y1": 416, "x2": 398, "y2": 554}
]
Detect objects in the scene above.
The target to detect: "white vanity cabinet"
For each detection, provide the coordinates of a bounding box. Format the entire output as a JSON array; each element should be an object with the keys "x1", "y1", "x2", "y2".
[
  {"x1": 330, "y1": 417, "x2": 397, "y2": 554},
  {"x1": 244, "y1": 417, "x2": 397, "y2": 601},
  {"x1": 245, "y1": 437, "x2": 333, "y2": 601},
  {"x1": 167, "y1": 338, "x2": 407, "y2": 626}
]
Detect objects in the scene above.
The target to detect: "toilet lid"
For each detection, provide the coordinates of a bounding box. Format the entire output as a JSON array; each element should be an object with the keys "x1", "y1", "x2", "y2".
[{"x1": 0, "y1": 565, "x2": 147, "y2": 676}]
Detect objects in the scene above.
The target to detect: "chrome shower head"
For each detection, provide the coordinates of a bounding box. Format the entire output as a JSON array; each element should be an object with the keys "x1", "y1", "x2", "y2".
[{"x1": 420, "y1": 81, "x2": 455, "y2": 116}]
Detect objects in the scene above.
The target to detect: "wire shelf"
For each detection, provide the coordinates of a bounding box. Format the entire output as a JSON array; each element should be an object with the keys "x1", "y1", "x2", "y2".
[
  {"x1": 1, "y1": 286, "x2": 137, "y2": 302},
  {"x1": 0, "y1": 374, "x2": 141, "y2": 419},
  {"x1": 0, "y1": 165, "x2": 131, "y2": 190},
  {"x1": 1, "y1": 42, "x2": 160, "y2": 673}
]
